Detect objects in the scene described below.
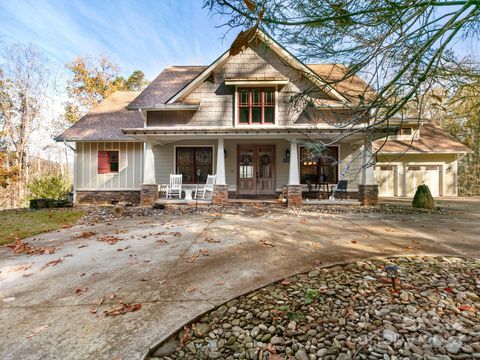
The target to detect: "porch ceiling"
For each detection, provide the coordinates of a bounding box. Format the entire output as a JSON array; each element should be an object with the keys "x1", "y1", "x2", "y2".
[{"x1": 121, "y1": 126, "x2": 374, "y2": 144}]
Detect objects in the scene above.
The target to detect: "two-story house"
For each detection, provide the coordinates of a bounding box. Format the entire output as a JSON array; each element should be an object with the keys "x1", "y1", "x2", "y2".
[{"x1": 56, "y1": 29, "x2": 470, "y2": 206}]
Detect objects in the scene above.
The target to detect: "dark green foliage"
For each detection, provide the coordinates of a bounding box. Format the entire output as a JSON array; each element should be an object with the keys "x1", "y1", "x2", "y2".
[{"x1": 412, "y1": 184, "x2": 435, "y2": 209}]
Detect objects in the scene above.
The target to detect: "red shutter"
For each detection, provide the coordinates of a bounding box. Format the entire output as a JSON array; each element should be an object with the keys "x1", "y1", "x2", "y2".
[{"x1": 98, "y1": 151, "x2": 110, "y2": 174}]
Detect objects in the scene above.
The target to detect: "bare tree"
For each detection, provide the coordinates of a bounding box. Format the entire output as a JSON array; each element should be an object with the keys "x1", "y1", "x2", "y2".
[
  {"x1": 206, "y1": 0, "x2": 480, "y2": 132},
  {"x1": 0, "y1": 43, "x2": 50, "y2": 207}
]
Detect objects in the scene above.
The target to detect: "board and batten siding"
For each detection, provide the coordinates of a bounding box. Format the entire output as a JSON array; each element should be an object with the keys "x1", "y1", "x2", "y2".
[{"x1": 76, "y1": 142, "x2": 143, "y2": 190}]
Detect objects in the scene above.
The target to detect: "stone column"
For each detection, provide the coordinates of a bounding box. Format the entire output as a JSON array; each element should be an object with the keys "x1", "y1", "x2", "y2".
[
  {"x1": 212, "y1": 138, "x2": 228, "y2": 204},
  {"x1": 286, "y1": 140, "x2": 302, "y2": 206},
  {"x1": 358, "y1": 136, "x2": 379, "y2": 206},
  {"x1": 140, "y1": 141, "x2": 158, "y2": 206}
]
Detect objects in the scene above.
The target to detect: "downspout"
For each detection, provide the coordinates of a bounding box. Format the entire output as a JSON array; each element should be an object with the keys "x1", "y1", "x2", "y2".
[{"x1": 62, "y1": 140, "x2": 77, "y2": 204}]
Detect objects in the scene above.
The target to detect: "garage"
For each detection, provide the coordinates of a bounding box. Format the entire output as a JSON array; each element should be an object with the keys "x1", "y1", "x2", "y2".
[
  {"x1": 375, "y1": 165, "x2": 397, "y2": 196},
  {"x1": 406, "y1": 165, "x2": 440, "y2": 197}
]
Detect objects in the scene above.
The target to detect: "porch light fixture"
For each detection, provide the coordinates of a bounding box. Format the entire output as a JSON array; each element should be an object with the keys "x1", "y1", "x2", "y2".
[
  {"x1": 285, "y1": 149, "x2": 290, "y2": 160},
  {"x1": 224, "y1": 149, "x2": 227, "y2": 158},
  {"x1": 385, "y1": 265, "x2": 400, "y2": 290}
]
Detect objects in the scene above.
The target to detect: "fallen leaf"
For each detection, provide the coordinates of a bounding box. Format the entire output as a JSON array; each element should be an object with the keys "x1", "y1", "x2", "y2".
[
  {"x1": 90, "y1": 308, "x2": 98, "y2": 314},
  {"x1": 6, "y1": 239, "x2": 56, "y2": 256},
  {"x1": 199, "y1": 249, "x2": 209, "y2": 256},
  {"x1": 260, "y1": 240, "x2": 274, "y2": 247},
  {"x1": 23, "y1": 273, "x2": 34, "y2": 277},
  {"x1": 351, "y1": 240, "x2": 358, "y2": 244},
  {"x1": 40, "y1": 258, "x2": 64, "y2": 271},
  {"x1": 73, "y1": 231, "x2": 96, "y2": 239},
  {"x1": 97, "y1": 236, "x2": 122, "y2": 245},
  {"x1": 75, "y1": 287, "x2": 88, "y2": 295},
  {"x1": 98, "y1": 297, "x2": 105, "y2": 306},
  {"x1": 103, "y1": 302, "x2": 142, "y2": 316},
  {"x1": 280, "y1": 279, "x2": 291, "y2": 285},
  {"x1": 186, "y1": 287, "x2": 196, "y2": 292},
  {"x1": 216, "y1": 281, "x2": 224, "y2": 286},
  {"x1": 458, "y1": 304, "x2": 476, "y2": 312},
  {"x1": 78, "y1": 245, "x2": 88, "y2": 249},
  {"x1": 204, "y1": 238, "x2": 221, "y2": 243},
  {"x1": 64, "y1": 253, "x2": 73, "y2": 257}
]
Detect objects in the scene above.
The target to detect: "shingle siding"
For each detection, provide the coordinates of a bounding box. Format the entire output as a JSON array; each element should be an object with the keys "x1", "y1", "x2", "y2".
[{"x1": 145, "y1": 44, "x2": 354, "y2": 127}]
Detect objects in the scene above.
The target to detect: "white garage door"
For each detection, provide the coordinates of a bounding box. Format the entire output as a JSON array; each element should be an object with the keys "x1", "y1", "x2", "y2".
[
  {"x1": 375, "y1": 165, "x2": 396, "y2": 196},
  {"x1": 406, "y1": 165, "x2": 440, "y2": 197}
]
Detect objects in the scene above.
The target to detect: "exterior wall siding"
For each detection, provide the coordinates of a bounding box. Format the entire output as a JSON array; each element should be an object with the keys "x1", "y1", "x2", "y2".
[
  {"x1": 376, "y1": 153, "x2": 458, "y2": 197},
  {"x1": 153, "y1": 138, "x2": 360, "y2": 193},
  {"x1": 76, "y1": 141, "x2": 143, "y2": 190}
]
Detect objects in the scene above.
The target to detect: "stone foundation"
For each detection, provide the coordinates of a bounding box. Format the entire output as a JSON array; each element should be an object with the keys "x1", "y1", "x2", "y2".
[
  {"x1": 212, "y1": 184, "x2": 228, "y2": 204},
  {"x1": 358, "y1": 184, "x2": 379, "y2": 206},
  {"x1": 76, "y1": 191, "x2": 140, "y2": 205},
  {"x1": 140, "y1": 184, "x2": 159, "y2": 207},
  {"x1": 286, "y1": 185, "x2": 302, "y2": 207}
]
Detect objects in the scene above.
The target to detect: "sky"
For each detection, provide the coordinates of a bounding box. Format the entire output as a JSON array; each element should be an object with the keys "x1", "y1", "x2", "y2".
[
  {"x1": 0, "y1": 0, "x2": 238, "y2": 80},
  {"x1": 0, "y1": 0, "x2": 239, "y2": 158}
]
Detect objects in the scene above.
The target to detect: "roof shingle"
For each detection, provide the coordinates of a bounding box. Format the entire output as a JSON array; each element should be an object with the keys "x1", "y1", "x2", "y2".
[
  {"x1": 55, "y1": 91, "x2": 142, "y2": 141},
  {"x1": 374, "y1": 122, "x2": 471, "y2": 154},
  {"x1": 127, "y1": 66, "x2": 206, "y2": 109}
]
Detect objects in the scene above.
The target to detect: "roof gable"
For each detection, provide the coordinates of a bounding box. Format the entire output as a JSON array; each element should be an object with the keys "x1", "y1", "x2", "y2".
[{"x1": 167, "y1": 29, "x2": 350, "y2": 105}]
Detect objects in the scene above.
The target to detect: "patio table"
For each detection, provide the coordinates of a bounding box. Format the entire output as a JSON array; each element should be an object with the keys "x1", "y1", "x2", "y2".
[{"x1": 182, "y1": 184, "x2": 198, "y2": 200}]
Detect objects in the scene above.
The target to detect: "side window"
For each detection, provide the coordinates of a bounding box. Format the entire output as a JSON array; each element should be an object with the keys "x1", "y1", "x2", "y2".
[{"x1": 98, "y1": 150, "x2": 119, "y2": 174}]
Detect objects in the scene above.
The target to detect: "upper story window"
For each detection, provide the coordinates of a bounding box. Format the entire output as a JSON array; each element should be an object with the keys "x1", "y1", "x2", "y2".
[{"x1": 238, "y1": 88, "x2": 275, "y2": 125}]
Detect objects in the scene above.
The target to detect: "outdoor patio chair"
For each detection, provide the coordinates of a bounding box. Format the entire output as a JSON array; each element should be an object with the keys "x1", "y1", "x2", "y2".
[
  {"x1": 306, "y1": 180, "x2": 319, "y2": 200},
  {"x1": 196, "y1": 174, "x2": 216, "y2": 199},
  {"x1": 165, "y1": 174, "x2": 182, "y2": 199},
  {"x1": 330, "y1": 180, "x2": 348, "y2": 200}
]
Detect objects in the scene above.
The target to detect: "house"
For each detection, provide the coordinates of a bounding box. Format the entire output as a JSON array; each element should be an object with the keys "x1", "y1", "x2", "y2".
[{"x1": 55, "y1": 29, "x2": 469, "y2": 206}]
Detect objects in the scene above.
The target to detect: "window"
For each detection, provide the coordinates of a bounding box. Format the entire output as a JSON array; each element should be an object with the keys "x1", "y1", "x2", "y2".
[
  {"x1": 400, "y1": 127, "x2": 413, "y2": 135},
  {"x1": 176, "y1": 147, "x2": 213, "y2": 184},
  {"x1": 238, "y1": 88, "x2": 275, "y2": 124},
  {"x1": 98, "y1": 150, "x2": 119, "y2": 174},
  {"x1": 300, "y1": 146, "x2": 339, "y2": 184}
]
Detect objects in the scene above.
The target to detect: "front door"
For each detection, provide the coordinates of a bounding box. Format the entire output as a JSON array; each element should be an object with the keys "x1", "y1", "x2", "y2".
[{"x1": 237, "y1": 145, "x2": 275, "y2": 196}]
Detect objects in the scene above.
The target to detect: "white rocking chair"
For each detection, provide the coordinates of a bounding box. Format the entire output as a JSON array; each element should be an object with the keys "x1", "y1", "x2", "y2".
[
  {"x1": 197, "y1": 174, "x2": 216, "y2": 199},
  {"x1": 166, "y1": 174, "x2": 182, "y2": 199}
]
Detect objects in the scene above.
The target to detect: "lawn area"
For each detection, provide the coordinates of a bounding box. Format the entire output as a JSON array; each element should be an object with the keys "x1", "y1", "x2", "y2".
[{"x1": 0, "y1": 209, "x2": 85, "y2": 245}]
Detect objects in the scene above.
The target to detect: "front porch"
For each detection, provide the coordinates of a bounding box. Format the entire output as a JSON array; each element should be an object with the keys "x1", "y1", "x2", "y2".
[{"x1": 125, "y1": 127, "x2": 379, "y2": 207}]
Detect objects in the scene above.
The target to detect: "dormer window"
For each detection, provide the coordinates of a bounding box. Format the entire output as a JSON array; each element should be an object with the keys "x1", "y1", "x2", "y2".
[
  {"x1": 238, "y1": 88, "x2": 275, "y2": 124},
  {"x1": 400, "y1": 127, "x2": 412, "y2": 135}
]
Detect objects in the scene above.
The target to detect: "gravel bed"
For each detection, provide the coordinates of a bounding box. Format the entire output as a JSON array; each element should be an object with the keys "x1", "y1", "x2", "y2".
[{"x1": 150, "y1": 256, "x2": 480, "y2": 360}]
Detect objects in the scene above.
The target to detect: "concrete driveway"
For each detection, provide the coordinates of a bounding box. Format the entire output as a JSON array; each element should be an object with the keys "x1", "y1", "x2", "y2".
[{"x1": 1, "y1": 199, "x2": 479, "y2": 360}]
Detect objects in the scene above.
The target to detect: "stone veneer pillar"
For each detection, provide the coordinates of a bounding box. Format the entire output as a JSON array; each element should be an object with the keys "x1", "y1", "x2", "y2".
[
  {"x1": 212, "y1": 184, "x2": 228, "y2": 204},
  {"x1": 286, "y1": 140, "x2": 302, "y2": 207},
  {"x1": 286, "y1": 185, "x2": 302, "y2": 207},
  {"x1": 358, "y1": 184, "x2": 379, "y2": 206},
  {"x1": 140, "y1": 184, "x2": 158, "y2": 207}
]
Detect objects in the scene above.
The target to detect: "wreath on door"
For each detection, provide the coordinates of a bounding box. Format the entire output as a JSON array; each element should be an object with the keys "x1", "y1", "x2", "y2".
[{"x1": 260, "y1": 153, "x2": 272, "y2": 166}]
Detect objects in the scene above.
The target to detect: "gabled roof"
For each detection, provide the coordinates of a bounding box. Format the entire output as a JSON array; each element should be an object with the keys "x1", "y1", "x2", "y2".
[
  {"x1": 164, "y1": 29, "x2": 353, "y2": 105},
  {"x1": 374, "y1": 122, "x2": 471, "y2": 154},
  {"x1": 127, "y1": 66, "x2": 206, "y2": 110},
  {"x1": 55, "y1": 91, "x2": 142, "y2": 142}
]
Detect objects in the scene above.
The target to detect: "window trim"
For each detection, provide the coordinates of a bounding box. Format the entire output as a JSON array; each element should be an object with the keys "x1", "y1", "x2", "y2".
[
  {"x1": 237, "y1": 88, "x2": 275, "y2": 125},
  {"x1": 299, "y1": 145, "x2": 340, "y2": 184},
  {"x1": 400, "y1": 127, "x2": 413, "y2": 135},
  {"x1": 173, "y1": 145, "x2": 215, "y2": 184}
]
